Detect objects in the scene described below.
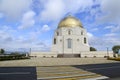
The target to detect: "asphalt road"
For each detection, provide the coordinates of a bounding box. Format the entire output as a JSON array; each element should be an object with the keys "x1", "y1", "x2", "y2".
[
  {"x1": 0, "y1": 67, "x2": 37, "y2": 80},
  {"x1": 0, "y1": 62, "x2": 120, "y2": 80},
  {"x1": 73, "y1": 62, "x2": 120, "y2": 80}
]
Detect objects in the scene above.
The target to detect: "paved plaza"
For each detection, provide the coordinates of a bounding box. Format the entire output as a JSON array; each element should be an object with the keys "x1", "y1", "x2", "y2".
[{"x1": 0, "y1": 58, "x2": 118, "y2": 67}]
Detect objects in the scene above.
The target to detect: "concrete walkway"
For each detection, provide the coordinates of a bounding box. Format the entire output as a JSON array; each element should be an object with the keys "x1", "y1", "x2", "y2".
[{"x1": 0, "y1": 58, "x2": 118, "y2": 67}]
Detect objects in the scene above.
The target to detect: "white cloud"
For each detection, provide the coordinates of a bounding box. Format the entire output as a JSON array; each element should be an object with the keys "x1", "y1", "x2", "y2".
[
  {"x1": 41, "y1": 25, "x2": 50, "y2": 31},
  {"x1": 97, "y1": 0, "x2": 120, "y2": 24},
  {"x1": 111, "y1": 26, "x2": 120, "y2": 32},
  {"x1": 0, "y1": 25, "x2": 14, "y2": 45},
  {"x1": 18, "y1": 11, "x2": 36, "y2": 29},
  {"x1": 64, "y1": 0, "x2": 94, "y2": 13},
  {"x1": 0, "y1": 0, "x2": 32, "y2": 20},
  {"x1": 30, "y1": 42, "x2": 50, "y2": 52},
  {"x1": 4, "y1": 37, "x2": 50, "y2": 52},
  {"x1": 87, "y1": 32, "x2": 120, "y2": 50},
  {"x1": 0, "y1": 31, "x2": 12, "y2": 42},
  {"x1": 105, "y1": 33, "x2": 116, "y2": 37},
  {"x1": 91, "y1": 28, "x2": 98, "y2": 31},
  {"x1": 104, "y1": 26, "x2": 114, "y2": 29},
  {"x1": 104, "y1": 25, "x2": 120, "y2": 32},
  {"x1": 0, "y1": 25, "x2": 16, "y2": 33},
  {"x1": 89, "y1": 36, "x2": 120, "y2": 50},
  {"x1": 0, "y1": 0, "x2": 119, "y2": 51},
  {"x1": 0, "y1": 28, "x2": 13, "y2": 47},
  {"x1": 39, "y1": 0, "x2": 94, "y2": 22},
  {"x1": 27, "y1": 25, "x2": 50, "y2": 40},
  {"x1": 40, "y1": 0, "x2": 65, "y2": 22},
  {"x1": 0, "y1": 33, "x2": 50, "y2": 51},
  {"x1": 0, "y1": 25, "x2": 37, "y2": 49},
  {"x1": 87, "y1": 32, "x2": 94, "y2": 38}
]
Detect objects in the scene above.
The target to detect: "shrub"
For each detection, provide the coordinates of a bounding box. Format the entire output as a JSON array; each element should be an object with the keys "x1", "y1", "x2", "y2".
[
  {"x1": 0, "y1": 55, "x2": 30, "y2": 61},
  {"x1": 107, "y1": 57, "x2": 120, "y2": 61},
  {"x1": 112, "y1": 45, "x2": 120, "y2": 53},
  {"x1": 0, "y1": 49, "x2": 5, "y2": 55},
  {"x1": 90, "y1": 47, "x2": 97, "y2": 51}
]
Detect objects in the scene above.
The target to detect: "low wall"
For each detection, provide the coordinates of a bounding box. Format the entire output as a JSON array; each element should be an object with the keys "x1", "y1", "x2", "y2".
[
  {"x1": 80, "y1": 51, "x2": 113, "y2": 58},
  {"x1": 30, "y1": 52, "x2": 57, "y2": 58},
  {"x1": 30, "y1": 51, "x2": 114, "y2": 58}
]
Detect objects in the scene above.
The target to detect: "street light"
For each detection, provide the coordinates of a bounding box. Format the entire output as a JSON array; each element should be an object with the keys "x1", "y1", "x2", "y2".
[
  {"x1": 107, "y1": 47, "x2": 109, "y2": 58},
  {"x1": 30, "y1": 48, "x2": 31, "y2": 54}
]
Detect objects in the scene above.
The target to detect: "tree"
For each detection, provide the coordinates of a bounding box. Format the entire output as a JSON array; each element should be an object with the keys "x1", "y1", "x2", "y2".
[
  {"x1": 112, "y1": 45, "x2": 120, "y2": 53},
  {"x1": 10, "y1": 52, "x2": 20, "y2": 56},
  {"x1": 90, "y1": 47, "x2": 97, "y2": 51},
  {"x1": 0, "y1": 49, "x2": 5, "y2": 55}
]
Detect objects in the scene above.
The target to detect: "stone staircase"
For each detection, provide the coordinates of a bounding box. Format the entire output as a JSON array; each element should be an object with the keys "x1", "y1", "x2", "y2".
[{"x1": 57, "y1": 54, "x2": 81, "y2": 58}]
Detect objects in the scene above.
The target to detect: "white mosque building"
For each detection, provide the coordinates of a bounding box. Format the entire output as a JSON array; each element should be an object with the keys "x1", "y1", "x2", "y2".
[{"x1": 30, "y1": 15, "x2": 113, "y2": 58}]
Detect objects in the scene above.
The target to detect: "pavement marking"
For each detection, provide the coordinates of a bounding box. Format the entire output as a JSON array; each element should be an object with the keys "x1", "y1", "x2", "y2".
[
  {"x1": 37, "y1": 66, "x2": 109, "y2": 80},
  {"x1": 38, "y1": 73, "x2": 95, "y2": 80},
  {"x1": 86, "y1": 66, "x2": 120, "y2": 70},
  {"x1": 37, "y1": 71, "x2": 88, "y2": 74},
  {"x1": 53, "y1": 75, "x2": 106, "y2": 80},
  {"x1": 82, "y1": 76, "x2": 109, "y2": 80},
  {"x1": 0, "y1": 72, "x2": 31, "y2": 75},
  {"x1": 39, "y1": 75, "x2": 106, "y2": 80}
]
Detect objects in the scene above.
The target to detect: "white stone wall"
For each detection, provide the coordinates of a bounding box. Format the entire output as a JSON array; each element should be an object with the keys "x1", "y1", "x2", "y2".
[
  {"x1": 80, "y1": 51, "x2": 113, "y2": 58},
  {"x1": 51, "y1": 27, "x2": 90, "y2": 54},
  {"x1": 30, "y1": 52, "x2": 57, "y2": 58},
  {"x1": 30, "y1": 51, "x2": 114, "y2": 58}
]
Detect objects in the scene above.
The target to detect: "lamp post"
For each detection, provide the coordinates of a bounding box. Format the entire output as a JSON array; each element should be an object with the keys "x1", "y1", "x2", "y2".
[
  {"x1": 63, "y1": 36, "x2": 64, "y2": 55},
  {"x1": 107, "y1": 47, "x2": 109, "y2": 58},
  {"x1": 29, "y1": 48, "x2": 31, "y2": 56}
]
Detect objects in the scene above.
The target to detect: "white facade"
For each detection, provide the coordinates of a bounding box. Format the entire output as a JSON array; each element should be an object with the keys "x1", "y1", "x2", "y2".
[
  {"x1": 52, "y1": 16, "x2": 90, "y2": 54},
  {"x1": 30, "y1": 16, "x2": 114, "y2": 58}
]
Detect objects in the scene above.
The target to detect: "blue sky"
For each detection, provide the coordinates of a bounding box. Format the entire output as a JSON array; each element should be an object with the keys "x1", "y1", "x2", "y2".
[{"x1": 0, "y1": 0, "x2": 120, "y2": 51}]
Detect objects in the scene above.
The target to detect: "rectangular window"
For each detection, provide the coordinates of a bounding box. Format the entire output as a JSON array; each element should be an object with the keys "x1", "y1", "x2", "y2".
[
  {"x1": 54, "y1": 38, "x2": 56, "y2": 44},
  {"x1": 67, "y1": 39, "x2": 72, "y2": 48},
  {"x1": 84, "y1": 37, "x2": 86, "y2": 44}
]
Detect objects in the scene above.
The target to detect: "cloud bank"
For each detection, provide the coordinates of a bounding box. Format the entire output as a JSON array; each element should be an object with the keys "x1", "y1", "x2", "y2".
[{"x1": 0, "y1": 0, "x2": 120, "y2": 51}]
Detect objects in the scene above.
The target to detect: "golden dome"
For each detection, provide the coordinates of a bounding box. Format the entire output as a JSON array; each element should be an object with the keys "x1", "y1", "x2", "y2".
[{"x1": 58, "y1": 15, "x2": 83, "y2": 28}]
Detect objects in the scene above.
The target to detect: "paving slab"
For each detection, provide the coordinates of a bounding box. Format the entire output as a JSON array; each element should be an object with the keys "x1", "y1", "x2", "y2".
[{"x1": 0, "y1": 58, "x2": 118, "y2": 67}]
